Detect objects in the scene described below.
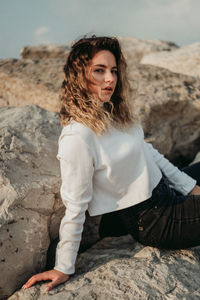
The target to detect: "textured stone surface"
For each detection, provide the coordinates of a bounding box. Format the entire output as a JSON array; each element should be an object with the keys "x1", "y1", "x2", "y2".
[
  {"x1": 118, "y1": 36, "x2": 178, "y2": 67},
  {"x1": 9, "y1": 236, "x2": 200, "y2": 300},
  {"x1": 0, "y1": 58, "x2": 64, "y2": 112},
  {"x1": 20, "y1": 37, "x2": 178, "y2": 61},
  {"x1": 0, "y1": 105, "x2": 101, "y2": 299},
  {"x1": 141, "y1": 42, "x2": 200, "y2": 78},
  {"x1": 0, "y1": 37, "x2": 177, "y2": 112},
  {"x1": 20, "y1": 44, "x2": 71, "y2": 60},
  {"x1": 129, "y1": 64, "x2": 200, "y2": 165},
  {"x1": 1, "y1": 55, "x2": 200, "y2": 164}
]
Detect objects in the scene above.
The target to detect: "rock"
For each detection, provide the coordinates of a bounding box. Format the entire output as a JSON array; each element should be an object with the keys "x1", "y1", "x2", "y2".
[
  {"x1": 0, "y1": 105, "x2": 101, "y2": 299},
  {"x1": 141, "y1": 42, "x2": 200, "y2": 78},
  {"x1": 0, "y1": 38, "x2": 199, "y2": 164},
  {"x1": 118, "y1": 36, "x2": 178, "y2": 67},
  {"x1": 191, "y1": 152, "x2": 200, "y2": 164},
  {"x1": 20, "y1": 37, "x2": 178, "y2": 61},
  {"x1": 129, "y1": 64, "x2": 200, "y2": 165},
  {"x1": 8, "y1": 235, "x2": 200, "y2": 299},
  {"x1": 20, "y1": 44, "x2": 71, "y2": 60},
  {"x1": 0, "y1": 58, "x2": 64, "y2": 112},
  {"x1": 1, "y1": 58, "x2": 200, "y2": 164}
]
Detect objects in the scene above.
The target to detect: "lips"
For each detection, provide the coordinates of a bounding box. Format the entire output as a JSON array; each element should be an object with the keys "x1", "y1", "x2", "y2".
[{"x1": 103, "y1": 86, "x2": 113, "y2": 91}]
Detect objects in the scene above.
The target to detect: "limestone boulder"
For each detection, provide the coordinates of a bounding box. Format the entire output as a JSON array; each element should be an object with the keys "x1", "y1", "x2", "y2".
[
  {"x1": 0, "y1": 58, "x2": 65, "y2": 112},
  {"x1": 118, "y1": 36, "x2": 178, "y2": 67},
  {"x1": 9, "y1": 235, "x2": 200, "y2": 299},
  {"x1": 0, "y1": 105, "x2": 101, "y2": 299},
  {"x1": 1, "y1": 39, "x2": 200, "y2": 164},
  {"x1": 141, "y1": 42, "x2": 200, "y2": 78},
  {"x1": 20, "y1": 38, "x2": 178, "y2": 62},
  {"x1": 20, "y1": 44, "x2": 71, "y2": 60},
  {"x1": 129, "y1": 64, "x2": 200, "y2": 165}
]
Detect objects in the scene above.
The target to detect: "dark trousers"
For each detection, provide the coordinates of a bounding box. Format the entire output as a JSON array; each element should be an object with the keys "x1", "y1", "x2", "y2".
[{"x1": 99, "y1": 162, "x2": 200, "y2": 250}]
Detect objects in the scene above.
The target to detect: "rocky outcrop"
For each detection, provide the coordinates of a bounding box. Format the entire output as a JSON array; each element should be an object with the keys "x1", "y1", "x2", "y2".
[
  {"x1": 118, "y1": 36, "x2": 178, "y2": 67},
  {"x1": 20, "y1": 44, "x2": 71, "y2": 60},
  {"x1": 141, "y1": 42, "x2": 200, "y2": 78},
  {"x1": 129, "y1": 64, "x2": 200, "y2": 165},
  {"x1": 0, "y1": 58, "x2": 64, "y2": 112},
  {"x1": 1, "y1": 37, "x2": 200, "y2": 299},
  {"x1": 129, "y1": 65, "x2": 200, "y2": 164},
  {"x1": 20, "y1": 37, "x2": 178, "y2": 61},
  {"x1": 8, "y1": 236, "x2": 200, "y2": 300},
  {"x1": 1, "y1": 55, "x2": 200, "y2": 164},
  {"x1": 0, "y1": 105, "x2": 101, "y2": 299},
  {"x1": 0, "y1": 37, "x2": 178, "y2": 111}
]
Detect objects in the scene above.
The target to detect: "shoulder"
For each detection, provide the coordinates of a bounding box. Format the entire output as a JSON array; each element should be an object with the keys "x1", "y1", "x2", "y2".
[
  {"x1": 126, "y1": 123, "x2": 144, "y2": 138},
  {"x1": 60, "y1": 120, "x2": 95, "y2": 143},
  {"x1": 57, "y1": 121, "x2": 96, "y2": 161}
]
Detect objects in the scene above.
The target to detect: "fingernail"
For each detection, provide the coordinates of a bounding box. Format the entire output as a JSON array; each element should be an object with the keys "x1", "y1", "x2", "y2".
[{"x1": 46, "y1": 287, "x2": 50, "y2": 292}]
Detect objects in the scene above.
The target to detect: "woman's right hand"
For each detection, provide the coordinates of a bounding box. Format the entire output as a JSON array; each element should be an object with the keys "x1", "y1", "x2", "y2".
[{"x1": 22, "y1": 269, "x2": 70, "y2": 292}]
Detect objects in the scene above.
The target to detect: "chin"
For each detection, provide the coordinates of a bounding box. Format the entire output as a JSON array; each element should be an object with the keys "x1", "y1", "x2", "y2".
[{"x1": 100, "y1": 97, "x2": 112, "y2": 103}]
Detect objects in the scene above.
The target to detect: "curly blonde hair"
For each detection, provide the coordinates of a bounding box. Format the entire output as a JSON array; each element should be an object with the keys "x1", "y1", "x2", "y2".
[{"x1": 60, "y1": 35, "x2": 135, "y2": 135}]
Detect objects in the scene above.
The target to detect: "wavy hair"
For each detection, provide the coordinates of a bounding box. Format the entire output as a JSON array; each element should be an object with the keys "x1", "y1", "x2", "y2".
[{"x1": 59, "y1": 35, "x2": 135, "y2": 134}]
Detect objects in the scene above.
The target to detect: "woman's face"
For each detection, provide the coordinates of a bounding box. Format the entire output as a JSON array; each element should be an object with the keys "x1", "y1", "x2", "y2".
[{"x1": 87, "y1": 50, "x2": 118, "y2": 103}]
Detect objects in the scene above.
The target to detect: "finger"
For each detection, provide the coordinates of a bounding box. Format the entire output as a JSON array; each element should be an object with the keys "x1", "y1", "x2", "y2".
[
  {"x1": 23, "y1": 273, "x2": 50, "y2": 289},
  {"x1": 46, "y1": 278, "x2": 60, "y2": 292},
  {"x1": 46, "y1": 276, "x2": 69, "y2": 292}
]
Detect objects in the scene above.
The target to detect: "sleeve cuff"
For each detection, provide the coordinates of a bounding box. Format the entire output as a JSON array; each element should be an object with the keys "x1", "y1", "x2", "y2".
[
  {"x1": 54, "y1": 266, "x2": 75, "y2": 275},
  {"x1": 175, "y1": 174, "x2": 197, "y2": 195}
]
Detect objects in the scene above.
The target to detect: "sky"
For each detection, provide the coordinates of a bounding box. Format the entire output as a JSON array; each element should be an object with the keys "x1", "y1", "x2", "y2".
[{"x1": 0, "y1": 0, "x2": 200, "y2": 59}]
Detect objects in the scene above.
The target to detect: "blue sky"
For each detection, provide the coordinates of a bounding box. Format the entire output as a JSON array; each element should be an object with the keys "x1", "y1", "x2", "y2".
[{"x1": 0, "y1": 0, "x2": 200, "y2": 59}]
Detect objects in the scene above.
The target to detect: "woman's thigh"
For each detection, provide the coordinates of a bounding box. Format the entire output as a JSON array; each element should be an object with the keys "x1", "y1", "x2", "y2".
[
  {"x1": 134, "y1": 162, "x2": 200, "y2": 249},
  {"x1": 134, "y1": 193, "x2": 200, "y2": 249}
]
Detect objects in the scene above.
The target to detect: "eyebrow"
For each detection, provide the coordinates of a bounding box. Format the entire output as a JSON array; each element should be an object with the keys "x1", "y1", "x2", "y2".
[{"x1": 93, "y1": 64, "x2": 118, "y2": 69}]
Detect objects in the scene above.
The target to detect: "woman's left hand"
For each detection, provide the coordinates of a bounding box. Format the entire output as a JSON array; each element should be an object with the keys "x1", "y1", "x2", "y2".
[{"x1": 189, "y1": 185, "x2": 200, "y2": 195}]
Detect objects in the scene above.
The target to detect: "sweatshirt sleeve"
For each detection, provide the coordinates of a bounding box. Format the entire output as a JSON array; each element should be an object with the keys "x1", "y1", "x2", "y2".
[
  {"x1": 144, "y1": 141, "x2": 196, "y2": 195},
  {"x1": 54, "y1": 133, "x2": 94, "y2": 274}
]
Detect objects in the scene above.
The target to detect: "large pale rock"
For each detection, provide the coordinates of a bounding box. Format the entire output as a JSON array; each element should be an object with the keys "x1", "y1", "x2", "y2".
[
  {"x1": 1, "y1": 58, "x2": 200, "y2": 164},
  {"x1": 0, "y1": 38, "x2": 199, "y2": 164},
  {"x1": 9, "y1": 235, "x2": 200, "y2": 299},
  {"x1": 1, "y1": 37, "x2": 177, "y2": 112},
  {"x1": 118, "y1": 36, "x2": 178, "y2": 67},
  {"x1": 141, "y1": 42, "x2": 200, "y2": 78},
  {"x1": 0, "y1": 105, "x2": 101, "y2": 299},
  {"x1": 20, "y1": 37, "x2": 178, "y2": 62},
  {"x1": 0, "y1": 105, "x2": 61, "y2": 298},
  {"x1": 20, "y1": 44, "x2": 71, "y2": 60},
  {"x1": 129, "y1": 64, "x2": 200, "y2": 165},
  {"x1": 0, "y1": 58, "x2": 64, "y2": 112}
]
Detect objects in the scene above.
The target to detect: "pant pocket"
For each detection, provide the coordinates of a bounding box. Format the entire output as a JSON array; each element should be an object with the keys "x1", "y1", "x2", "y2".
[{"x1": 136, "y1": 208, "x2": 160, "y2": 247}]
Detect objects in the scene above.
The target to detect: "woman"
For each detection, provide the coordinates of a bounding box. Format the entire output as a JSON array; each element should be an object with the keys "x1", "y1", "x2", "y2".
[{"x1": 23, "y1": 35, "x2": 200, "y2": 292}]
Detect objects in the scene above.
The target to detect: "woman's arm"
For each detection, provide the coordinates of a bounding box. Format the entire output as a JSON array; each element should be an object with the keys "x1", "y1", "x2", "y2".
[
  {"x1": 144, "y1": 141, "x2": 197, "y2": 195},
  {"x1": 23, "y1": 133, "x2": 94, "y2": 291}
]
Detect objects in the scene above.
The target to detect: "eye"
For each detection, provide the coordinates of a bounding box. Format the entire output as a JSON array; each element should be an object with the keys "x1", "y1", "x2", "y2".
[
  {"x1": 94, "y1": 69, "x2": 104, "y2": 73},
  {"x1": 111, "y1": 70, "x2": 118, "y2": 75}
]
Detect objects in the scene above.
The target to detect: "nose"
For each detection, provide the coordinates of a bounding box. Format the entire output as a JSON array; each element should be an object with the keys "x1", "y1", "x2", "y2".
[{"x1": 104, "y1": 70, "x2": 114, "y2": 82}]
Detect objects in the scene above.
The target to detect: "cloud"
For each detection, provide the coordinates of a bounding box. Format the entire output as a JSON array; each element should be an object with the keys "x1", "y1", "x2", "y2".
[
  {"x1": 35, "y1": 26, "x2": 49, "y2": 37},
  {"x1": 33, "y1": 26, "x2": 51, "y2": 44}
]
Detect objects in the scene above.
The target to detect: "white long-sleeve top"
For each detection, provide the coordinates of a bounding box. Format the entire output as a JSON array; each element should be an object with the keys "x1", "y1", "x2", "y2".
[{"x1": 54, "y1": 120, "x2": 196, "y2": 275}]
